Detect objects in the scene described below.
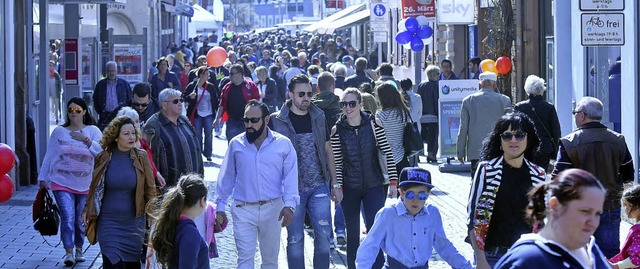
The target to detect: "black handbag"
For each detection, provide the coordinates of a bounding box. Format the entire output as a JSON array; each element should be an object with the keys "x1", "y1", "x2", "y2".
[
  {"x1": 33, "y1": 190, "x2": 61, "y2": 236},
  {"x1": 403, "y1": 112, "x2": 423, "y2": 156}
]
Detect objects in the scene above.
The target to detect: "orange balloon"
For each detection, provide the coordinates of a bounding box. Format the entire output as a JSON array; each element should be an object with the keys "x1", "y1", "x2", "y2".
[
  {"x1": 495, "y1": 56, "x2": 512, "y2": 74},
  {"x1": 480, "y1": 59, "x2": 498, "y2": 75},
  {"x1": 206, "y1": 47, "x2": 227, "y2": 67}
]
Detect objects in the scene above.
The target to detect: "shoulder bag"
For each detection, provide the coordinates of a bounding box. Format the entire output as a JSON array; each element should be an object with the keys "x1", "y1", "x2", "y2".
[{"x1": 188, "y1": 84, "x2": 208, "y2": 125}]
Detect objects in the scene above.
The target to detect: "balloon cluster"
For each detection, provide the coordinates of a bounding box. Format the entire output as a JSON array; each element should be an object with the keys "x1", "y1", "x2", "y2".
[
  {"x1": 480, "y1": 56, "x2": 512, "y2": 75},
  {"x1": 0, "y1": 143, "x2": 15, "y2": 203},
  {"x1": 395, "y1": 16, "x2": 433, "y2": 52}
]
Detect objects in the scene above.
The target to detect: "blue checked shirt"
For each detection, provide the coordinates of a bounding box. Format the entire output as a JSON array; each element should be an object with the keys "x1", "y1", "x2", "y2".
[{"x1": 356, "y1": 200, "x2": 473, "y2": 269}]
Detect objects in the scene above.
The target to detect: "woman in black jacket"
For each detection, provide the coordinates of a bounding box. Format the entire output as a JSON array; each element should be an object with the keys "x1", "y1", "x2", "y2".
[
  {"x1": 416, "y1": 65, "x2": 440, "y2": 162},
  {"x1": 514, "y1": 75, "x2": 561, "y2": 170},
  {"x1": 330, "y1": 88, "x2": 398, "y2": 269},
  {"x1": 255, "y1": 66, "x2": 279, "y2": 113},
  {"x1": 183, "y1": 66, "x2": 219, "y2": 161},
  {"x1": 269, "y1": 64, "x2": 287, "y2": 110}
]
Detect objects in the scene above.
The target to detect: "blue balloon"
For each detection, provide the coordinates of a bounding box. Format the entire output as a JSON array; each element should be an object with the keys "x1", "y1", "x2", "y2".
[
  {"x1": 410, "y1": 37, "x2": 424, "y2": 52},
  {"x1": 416, "y1": 25, "x2": 433, "y2": 39},
  {"x1": 395, "y1": 31, "x2": 413, "y2": 45},
  {"x1": 405, "y1": 17, "x2": 419, "y2": 33}
]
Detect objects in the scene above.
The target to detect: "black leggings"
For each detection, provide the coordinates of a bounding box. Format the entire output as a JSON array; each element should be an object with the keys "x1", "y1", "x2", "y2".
[{"x1": 102, "y1": 255, "x2": 141, "y2": 269}]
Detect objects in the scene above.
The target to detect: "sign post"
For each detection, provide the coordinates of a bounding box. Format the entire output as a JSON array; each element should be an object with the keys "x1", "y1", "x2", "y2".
[
  {"x1": 580, "y1": 13, "x2": 625, "y2": 46},
  {"x1": 370, "y1": 0, "x2": 389, "y2": 68}
]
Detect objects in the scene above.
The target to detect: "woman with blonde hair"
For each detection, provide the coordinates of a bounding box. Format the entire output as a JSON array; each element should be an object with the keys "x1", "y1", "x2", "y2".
[{"x1": 83, "y1": 115, "x2": 157, "y2": 268}]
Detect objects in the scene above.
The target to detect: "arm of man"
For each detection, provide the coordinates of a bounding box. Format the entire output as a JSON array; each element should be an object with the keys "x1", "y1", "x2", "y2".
[
  {"x1": 619, "y1": 146, "x2": 635, "y2": 183},
  {"x1": 279, "y1": 139, "x2": 299, "y2": 227},
  {"x1": 551, "y1": 141, "x2": 573, "y2": 178},
  {"x1": 215, "y1": 141, "x2": 238, "y2": 213}
]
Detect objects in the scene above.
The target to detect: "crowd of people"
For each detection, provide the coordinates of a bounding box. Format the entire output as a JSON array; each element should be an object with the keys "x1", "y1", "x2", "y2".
[{"x1": 37, "y1": 31, "x2": 638, "y2": 269}]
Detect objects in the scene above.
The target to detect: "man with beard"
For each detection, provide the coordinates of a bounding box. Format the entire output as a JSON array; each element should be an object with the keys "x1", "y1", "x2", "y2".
[
  {"x1": 269, "y1": 74, "x2": 338, "y2": 268},
  {"x1": 216, "y1": 100, "x2": 299, "y2": 269}
]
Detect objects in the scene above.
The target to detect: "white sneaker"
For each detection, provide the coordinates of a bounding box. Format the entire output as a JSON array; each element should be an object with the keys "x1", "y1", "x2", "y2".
[
  {"x1": 75, "y1": 248, "x2": 86, "y2": 262},
  {"x1": 63, "y1": 252, "x2": 75, "y2": 266}
]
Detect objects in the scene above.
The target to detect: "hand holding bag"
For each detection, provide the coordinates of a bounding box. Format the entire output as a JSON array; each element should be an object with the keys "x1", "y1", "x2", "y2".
[
  {"x1": 188, "y1": 84, "x2": 207, "y2": 125},
  {"x1": 33, "y1": 189, "x2": 60, "y2": 236}
]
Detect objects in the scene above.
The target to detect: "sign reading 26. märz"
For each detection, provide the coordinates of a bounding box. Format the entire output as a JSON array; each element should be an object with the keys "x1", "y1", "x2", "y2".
[{"x1": 581, "y1": 13, "x2": 624, "y2": 46}]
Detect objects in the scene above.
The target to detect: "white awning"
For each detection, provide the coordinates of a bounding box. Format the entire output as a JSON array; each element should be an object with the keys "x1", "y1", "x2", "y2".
[
  {"x1": 316, "y1": 9, "x2": 369, "y2": 35},
  {"x1": 303, "y1": 3, "x2": 366, "y2": 33},
  {"x1": 191, "y1": 4, "x2": 217, "y2": 22}
]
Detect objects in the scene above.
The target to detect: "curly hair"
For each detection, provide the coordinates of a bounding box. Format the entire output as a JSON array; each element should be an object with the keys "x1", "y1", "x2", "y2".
[
  {"x1": 480, "y1": 112, "x2": 540, "y2": 161},
  {"x1": 99, "y1": 116, "x2": 140, "y2": 150}
]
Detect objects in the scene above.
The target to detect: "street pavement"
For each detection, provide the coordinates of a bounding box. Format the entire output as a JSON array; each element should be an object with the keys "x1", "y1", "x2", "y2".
[{"x1": 0, "y1": 127, "x2": 632, "y2": 268}]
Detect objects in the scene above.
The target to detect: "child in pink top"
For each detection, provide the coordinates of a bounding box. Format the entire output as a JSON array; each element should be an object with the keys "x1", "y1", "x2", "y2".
[
  {"x1": 195, "y1": 201, "x2": 228, "y2": 258},
  {"x1": 611, "y1": 185, "x2": 640, "y2": 269}
]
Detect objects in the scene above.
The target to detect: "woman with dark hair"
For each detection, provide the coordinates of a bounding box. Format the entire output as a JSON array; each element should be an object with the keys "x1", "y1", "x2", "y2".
[
  {"x1": 375, "y1": 82, "x2": 412, "y2": 173},
  {"x1": 150, "y1": 56, "x2": 182, "y2": 101},
  {"x1": 495, "y1": 169, "x2": 609, "y2": 268},
  {"x1": 150, "y1": 174, "x2": 209, "y2": 268},
  {"x1": 184, "y1": 66, "x2": 219, "y2": 162},
  {"x1": 467, "y1": 112, "x2": 547, "y2": 268},
  {"x1": 38, "y1": 97, "x2": 102, "y2": 266},
  {"x1": 83, "y1": 115, "x2": 157, "y2": 269},
  {"x1": 330, "y1": 88, "x2": 398, "y2": 269}
]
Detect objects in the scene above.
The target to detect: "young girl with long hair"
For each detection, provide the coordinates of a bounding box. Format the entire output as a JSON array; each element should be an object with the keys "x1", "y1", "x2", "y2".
[{"x1": 150, "y1": 174, "x2": 210, "y2": 269}]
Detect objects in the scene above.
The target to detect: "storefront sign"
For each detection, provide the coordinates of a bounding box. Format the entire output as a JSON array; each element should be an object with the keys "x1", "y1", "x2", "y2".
[
  {"x1": 581, "y1": 13, "x2": 625, "y2": 46},
  {"x1": 114, "y1": 46, "x2": 143, "y2": 88},
  {"x1": 579, "y1": 0, "x2": 624, "y2": 11},
  {"x1": 438, "y1": 79, "x2": 478, "y2": 157},
  {"x1": 64, "y1": 39, "x2": 78, "y2": 86},
  {"x1": 401, "y1": 0, "x2": 436, "y2": 20},
  {"x1": 436, "y1": 0, "x2": 475, "y2": 25}
]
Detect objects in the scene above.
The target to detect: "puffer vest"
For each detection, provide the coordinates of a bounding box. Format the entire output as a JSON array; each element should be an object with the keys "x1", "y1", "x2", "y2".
[{"x1": 336, "y1": 112, "x2": 384, "y2": 189}]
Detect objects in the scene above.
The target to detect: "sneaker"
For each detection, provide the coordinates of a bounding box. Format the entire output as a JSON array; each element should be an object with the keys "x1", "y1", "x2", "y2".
[
  {"x1": 206, "y1": 157, "x2": 212, "y2": 162},
  {"x1": 63, "y1": 252, "x2": 75, "y2": 266},
  {"x1": 336, "y1": 235, "x2": 347, "y2": 248},
  {"x1": 75, "y1": 248, "x2": 86, "y2": 262},
  {"x1": 330, "y1": 238, "x2": 336, "y2": 250}
]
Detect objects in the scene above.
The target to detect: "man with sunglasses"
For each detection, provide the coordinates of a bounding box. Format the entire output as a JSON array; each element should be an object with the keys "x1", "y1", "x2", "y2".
[
  {"x1": 214, "y1": 64, "x2": 261, "y2": 142},
  {"x1": 357, "y1": 167, "x2": 473, "y2": 269},
  {"x1": 457, "y1": 71, "x2": 511, "y2": 177},
  {"x1": 269, "y1": 74, "x2": 335, "y2": 268},
  {"x1": 552, "y1": 96, "x2": 634, "y2": 259},
  {"x1": 216, "y1": 100, "x2": 299, "y2": 269},
  {"x1": 105, "y1": 83, "x2": 159, "y2": 127}
]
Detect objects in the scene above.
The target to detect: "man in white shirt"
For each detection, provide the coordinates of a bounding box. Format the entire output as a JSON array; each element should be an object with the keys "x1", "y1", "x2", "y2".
[{"x1": 215, "y1": 99, "x2": 299, "y2": 269}]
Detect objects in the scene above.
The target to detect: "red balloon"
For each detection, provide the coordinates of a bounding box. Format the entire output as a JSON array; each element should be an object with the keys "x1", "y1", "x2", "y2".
[
  {"x1": 206, "y1": 47, "x2": 228, "y2": 68},
  {"x1": 0, "y1": 174, "x2": 14, "y2": 203},
  {"x1": 495, "y1": 56, "x2": 512, "y2": 75},
  {"x1": 0, "y1": 143, "x2": 15, "y2": 175}
]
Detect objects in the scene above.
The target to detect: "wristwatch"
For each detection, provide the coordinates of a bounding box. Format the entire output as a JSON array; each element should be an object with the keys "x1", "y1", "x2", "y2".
[
  {"x1": 286, "y1": 206, "x2": 296, "y2": 214},
  {"x1": 332, "y1": 183, "x2": 342, "y2": 189}
]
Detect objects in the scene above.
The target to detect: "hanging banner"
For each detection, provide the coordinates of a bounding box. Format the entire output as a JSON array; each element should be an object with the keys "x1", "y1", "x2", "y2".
[
  {"x1": 114, "y1": 46, "x2": 143, "y2": 88},
  {"x1": 436, "y1": 0, "x2": 475, "y2": 25},
  {"x1": 438, "y1": 79, "x2": 478, "y2": 157},
  {"x1": 64, "y1": 39, "x2": 79, "y2": 86},
  {"x1": 401, "y1": 0, "x2": 436, "y2": 20},
  {"x1": 81, "y1": 46, "x2": 92, "y2": 92}
]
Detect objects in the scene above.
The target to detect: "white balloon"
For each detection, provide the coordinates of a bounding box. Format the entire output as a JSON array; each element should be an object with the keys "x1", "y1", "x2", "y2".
[
  {"x1": 416, "y1": 15, "x2": 429, "y2": 26},
  {"x1": 402, "y1": 43, "x2": 411, "y2": 49},
  {"x1": 422, "y1": 36, "x2": 433, "y2": 45},
  {"x1": 398, "y1": 19, "x2": 407, "y2": 31}
]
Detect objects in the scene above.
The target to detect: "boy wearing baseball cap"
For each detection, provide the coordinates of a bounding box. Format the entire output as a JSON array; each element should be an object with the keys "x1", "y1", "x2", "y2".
[{"x1": 356, "y1": 167, "x2": 473, "y2": 269}]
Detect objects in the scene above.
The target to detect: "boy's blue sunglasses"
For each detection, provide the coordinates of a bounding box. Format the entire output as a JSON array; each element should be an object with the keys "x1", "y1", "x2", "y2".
[{"x1": 405, "y1": 191, "x2": 428, "y2": 200}]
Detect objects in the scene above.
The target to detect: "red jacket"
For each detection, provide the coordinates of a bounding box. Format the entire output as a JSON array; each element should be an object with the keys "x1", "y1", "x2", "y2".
[{"x1": 219, "y1": 79, "x2": 260, "y2": 120}]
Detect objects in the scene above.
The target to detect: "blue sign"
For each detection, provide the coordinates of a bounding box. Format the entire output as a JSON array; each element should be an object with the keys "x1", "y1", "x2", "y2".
[{"x1": 373, "y1": 4, "x2": 386, "y2": 17}]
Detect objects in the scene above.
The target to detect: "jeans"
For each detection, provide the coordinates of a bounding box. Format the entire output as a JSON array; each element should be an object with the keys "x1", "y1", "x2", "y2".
[
  {"x1": 420, "y1": 122, "x2": 438, "y2": 156},
  {"x1": 593, "y1": 208, "x2": 621, "y2": 259},
  {"x1": 286, "y1": 185, "x2": 332, "y2": 269},
  {"x1": 342, "y1": 185, "x2": 386, "y2": 269},
  {"x1": 53, "y1": 190, "x2": 87, "y2": 249},
  {"x1": 334, "y1": 203, "x2": 346, "y2": 236},
  {"x1": 194, "y1": 114, "x2": 214, "y2": 158},
  {"x1": 225, "y1": 117, "x2": 245, "y2": 143}
]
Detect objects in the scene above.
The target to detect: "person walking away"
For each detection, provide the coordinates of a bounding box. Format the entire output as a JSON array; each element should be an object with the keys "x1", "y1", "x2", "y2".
[{"x1": 416, "y1": 65, "x2": 440, "y2": 163}]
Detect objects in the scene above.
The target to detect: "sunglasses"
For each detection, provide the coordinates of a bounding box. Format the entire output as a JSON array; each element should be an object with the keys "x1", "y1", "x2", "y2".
[
  {"x1": 500, "y1": 132, "x2": 527, "y2": 142},
  {"x1": 405, "y1": 191, "x2": 428, "y2": 201},
  {"x1": 339, "y1": 101, "x2": 358, "y2": 108},
  {"x1": 297, "y1": 92, "x2": 313, "y2": 98},
  {"x1": 132, "y1": 102, "x2": 149, "y2": 108},
  {"x1": 572, "y1": 110, "x2": 582, "y2": 115},
  {"x1": 163, "y1": 98, "x2": 184, "y2": 104},
  {"x1": 68, "y1": 107, "x2": 83, "y2": 114},
  {"x1": 242, "y1": 117, "x2": 261, "y2": 123}
]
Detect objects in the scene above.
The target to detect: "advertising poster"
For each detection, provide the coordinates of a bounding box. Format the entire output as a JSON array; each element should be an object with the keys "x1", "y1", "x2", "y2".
[
  {"x1": 81, "y1": 46, "x2": 92, "y2": 91},
  {"x1": 438, "y1": 79, "x2": 478, "y2": 158},
  {"x1": 114, "y1": 46, "x2": 143, "y2": 88}
]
